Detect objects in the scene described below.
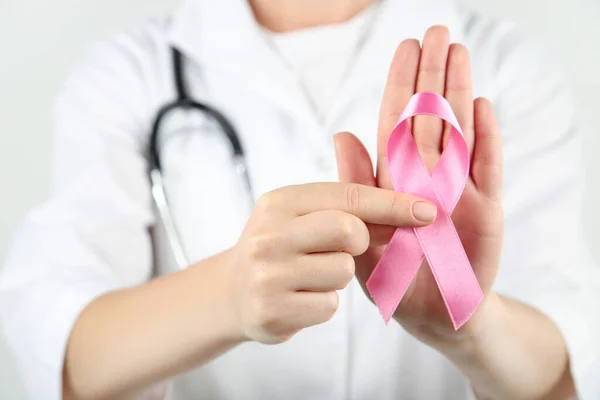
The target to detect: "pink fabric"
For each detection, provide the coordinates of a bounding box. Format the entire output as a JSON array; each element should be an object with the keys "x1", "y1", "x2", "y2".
[{"x1": 367, "y1": 92, "x2": 483, "y2": 330}]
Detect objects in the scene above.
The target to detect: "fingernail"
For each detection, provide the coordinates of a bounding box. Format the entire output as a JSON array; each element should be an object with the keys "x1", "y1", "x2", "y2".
[{"x1": 412, "y1": 201, "x2": 437, "y2": 222}]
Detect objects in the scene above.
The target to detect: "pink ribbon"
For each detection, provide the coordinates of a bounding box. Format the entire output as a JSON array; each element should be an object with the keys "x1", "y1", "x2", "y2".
[{"x1": 367, "y1": 92, "x2": 483, "y2": 330}]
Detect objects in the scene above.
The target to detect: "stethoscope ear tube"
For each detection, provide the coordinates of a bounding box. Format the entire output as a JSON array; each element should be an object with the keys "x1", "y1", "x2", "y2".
[
  {"x1": 233, "y1": 154, "x2": 255, "y2": 208},
  {"x1": 150, "y1": 168, "x2": 190, "y2": 269},
  {"x1": 148, "y1": 47, "x2": 255, "y2": 270}
]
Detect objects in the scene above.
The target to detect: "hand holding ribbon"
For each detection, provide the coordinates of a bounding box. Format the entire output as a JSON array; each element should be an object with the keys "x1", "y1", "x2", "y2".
[
  {"x1": 335, "y1": 26, "x2": 503, "y2": 337},
  {"x1": 367, "y1": 91, "x2": 482, "y2": 330}
]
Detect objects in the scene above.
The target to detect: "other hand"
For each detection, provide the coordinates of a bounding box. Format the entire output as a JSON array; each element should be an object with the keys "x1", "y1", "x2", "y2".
[
  {"x1": 228, "y1": 182, "x2": 438, "y2": 344},
  {"x1": 335, "y1": 26, "x2": 504, "y2": 341}
]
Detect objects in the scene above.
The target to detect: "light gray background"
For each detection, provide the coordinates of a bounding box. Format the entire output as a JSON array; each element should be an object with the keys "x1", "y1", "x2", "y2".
[{"x1": 1, "y1": 0, "x2": 598, "y2": 398}]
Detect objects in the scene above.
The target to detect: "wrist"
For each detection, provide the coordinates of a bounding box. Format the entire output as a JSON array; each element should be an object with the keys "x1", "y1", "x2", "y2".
[
  {"x1": 428, "y1": 293, "x2": 576, "y2": 400},
  {"x1": 417, "y1": 292, "x2": 508, "y2": 359},
  {"x1": 186, "y1": 249, "x2": 249, "y2": 346}
]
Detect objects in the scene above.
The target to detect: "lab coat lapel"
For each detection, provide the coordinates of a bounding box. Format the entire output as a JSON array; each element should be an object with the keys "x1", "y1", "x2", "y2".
[{"x1": 168, "y1": 0, "x2": 316, "y2": 123}]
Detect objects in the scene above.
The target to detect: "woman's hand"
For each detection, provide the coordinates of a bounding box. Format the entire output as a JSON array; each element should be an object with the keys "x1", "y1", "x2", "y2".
[
  {"x1": 227, "y1": 182, "x2": 438, "y2": 344},
  {"x1": 335, "y1": 25, "x2": 504, "y2": 341},
  {"x1": 64, "y1": 181, "x2": 438, "y2": 400},
  {"x1": 333, "y1": 27, "x2": 577, "y2": 400}
]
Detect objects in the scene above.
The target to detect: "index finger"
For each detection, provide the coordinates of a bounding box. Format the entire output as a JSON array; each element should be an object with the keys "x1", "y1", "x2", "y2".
[
  {"x1": 377, "y1": 39, "x2": 421, "y2": 189},
  {"x1": 266, "y1": 183, "x2": 437, "y2": 227}
]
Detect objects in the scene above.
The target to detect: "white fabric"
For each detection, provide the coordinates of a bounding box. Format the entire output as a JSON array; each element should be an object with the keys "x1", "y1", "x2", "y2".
[
  {"x1": 1, "y1": 0, "x2": 599, "y2": 399},
  {"x1": 264, "y1": 1, "x2": 381, "y2": 120}
]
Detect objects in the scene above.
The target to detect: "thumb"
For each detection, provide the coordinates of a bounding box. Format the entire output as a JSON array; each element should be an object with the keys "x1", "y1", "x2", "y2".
[
  {"x1": 334, "y1": 132, "x2": 376, "y2": 187},
  {"x1": 334, "y1": 132, "x2": 395, "y2": 248}
]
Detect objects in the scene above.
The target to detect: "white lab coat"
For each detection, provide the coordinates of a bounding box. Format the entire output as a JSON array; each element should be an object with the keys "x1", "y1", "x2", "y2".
[{"x1": 1, "y1": 0, "x2": 599, "y2": 399}]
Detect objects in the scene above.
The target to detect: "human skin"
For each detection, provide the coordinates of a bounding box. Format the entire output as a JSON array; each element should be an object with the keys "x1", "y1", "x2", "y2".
[{"x1": 63, "y1": 2, "x2": 576, "y2": 399}]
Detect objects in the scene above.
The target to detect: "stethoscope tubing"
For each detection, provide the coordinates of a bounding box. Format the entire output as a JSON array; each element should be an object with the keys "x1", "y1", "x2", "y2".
[{"x1": 148, "y1": 48, "x2": 254, "y2": 269}]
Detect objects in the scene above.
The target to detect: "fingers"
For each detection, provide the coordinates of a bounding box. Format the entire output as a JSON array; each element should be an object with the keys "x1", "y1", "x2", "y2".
[
  {"x1": 414, "y1": 26, "x2": 450, "y2": 171},
  {"x1": 290, "y1": 252, "x2": 355, "y2": 292},
  {"x1": 259, "y1": 183, "x2": 437, "y2": 227},
  {"x1": 377, "y1": 39, "x2": 421, "y2": 189},
  {"x1": 333, "y1": 132, "x2": 397, "y2": 246},
  {"x1": 334, "y1": 132, "x2": 376, "y2": 186},
  {"x1": 472, "y1": 98, "x2": 503, "y2": 201},
  {"x1": 281, "y1": 291, "x2": 340, "y2": 330},
  {"x1": 288, "y1": 209, "x2": 394, "y2": 252},
  {"x1": 444, "y1": 43, "x2": 474, "y2": 154},
  {"x1": 289, "y1": 210, "x2": 370, "y2": 256},
  {"x1": 367, "y1": 224, "x2": 397, "y2": 246}
]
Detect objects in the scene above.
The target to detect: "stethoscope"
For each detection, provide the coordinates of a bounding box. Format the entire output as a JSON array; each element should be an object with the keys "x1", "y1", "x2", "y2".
[{"x1": 148, "y1": 48, "x2": 254, "y2": 269}]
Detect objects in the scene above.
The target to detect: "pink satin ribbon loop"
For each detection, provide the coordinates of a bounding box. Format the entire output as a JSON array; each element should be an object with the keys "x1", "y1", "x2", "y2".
[{"x1": 367, "y1": 92, "x2": 483, "y2": 330}]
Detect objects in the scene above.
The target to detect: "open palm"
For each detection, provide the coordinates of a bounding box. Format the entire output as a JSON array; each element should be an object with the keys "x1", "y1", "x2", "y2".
[{"x1": 335, "y1": 26, "x2": 504, "y2": 338}]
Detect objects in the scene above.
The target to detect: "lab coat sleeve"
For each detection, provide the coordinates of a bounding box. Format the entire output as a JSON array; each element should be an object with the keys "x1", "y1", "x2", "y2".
[
  {"x1": 0, "y1": 35, "x2": 166, "y2": 400},
  {"x1": 488, "y1": 28, "x2": 600, "y2": 399}
]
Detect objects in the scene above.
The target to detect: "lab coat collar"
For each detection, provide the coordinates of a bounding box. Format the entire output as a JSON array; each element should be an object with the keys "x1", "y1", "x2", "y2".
[{"x1": 167, "y1": 0, "x2": 464, "y2": 125}]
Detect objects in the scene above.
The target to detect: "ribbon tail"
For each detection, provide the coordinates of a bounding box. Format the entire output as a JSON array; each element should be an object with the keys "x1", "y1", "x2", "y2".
[
  {"x1": 367, "y1": 228, "x2": 424, "y2": 324},
  {"x1": 414, "y1": 208, "x2": 484, "y2": 330}
]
